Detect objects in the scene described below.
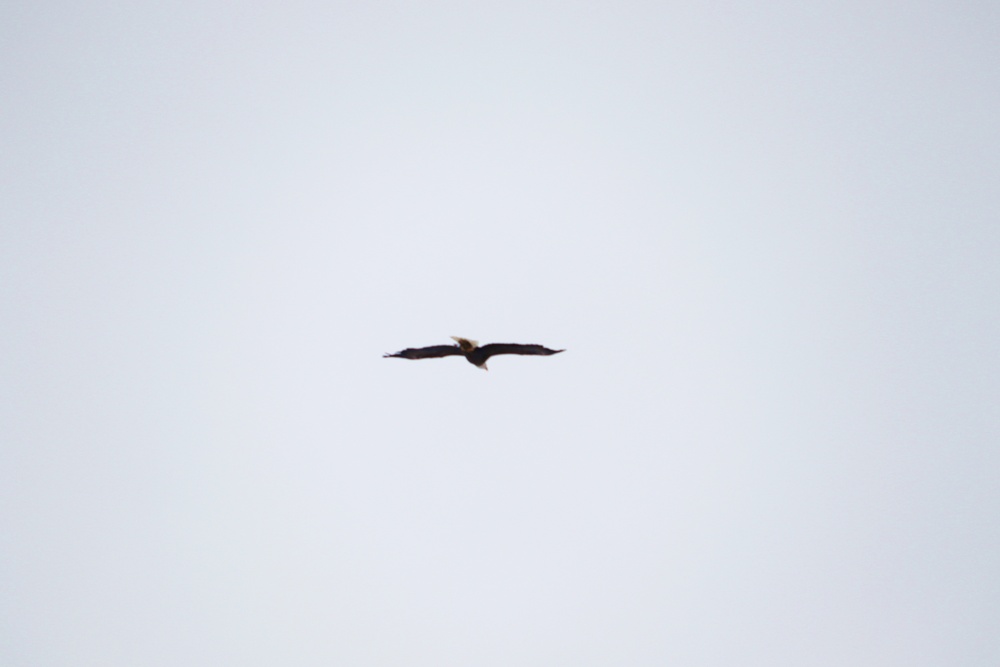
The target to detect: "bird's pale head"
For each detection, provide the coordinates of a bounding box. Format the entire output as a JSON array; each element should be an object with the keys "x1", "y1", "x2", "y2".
[{"x1": 450, "y1": 336, "x2": 478, "y2": 352}]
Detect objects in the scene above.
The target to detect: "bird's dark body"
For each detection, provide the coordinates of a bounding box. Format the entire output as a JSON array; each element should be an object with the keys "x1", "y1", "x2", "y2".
[{"x1": 384, "y1": 338, "x2": 563, "y2": 370}]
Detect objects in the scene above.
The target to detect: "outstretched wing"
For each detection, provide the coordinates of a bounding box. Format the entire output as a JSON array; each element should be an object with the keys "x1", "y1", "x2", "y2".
[
  {"x1": 383, "y1": 345, "x2": 464, "y2": 360},
  {"x1": 476, "y1": 343, "x2": 565, "y2": 361}
]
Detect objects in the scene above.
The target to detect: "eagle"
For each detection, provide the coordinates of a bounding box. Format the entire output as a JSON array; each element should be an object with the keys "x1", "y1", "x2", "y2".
[{"x1": 383, "y1": 336, "x2": 564, "y2": 371}]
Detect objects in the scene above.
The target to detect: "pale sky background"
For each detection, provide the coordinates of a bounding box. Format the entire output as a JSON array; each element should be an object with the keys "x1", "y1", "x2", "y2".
[{"x1": 2, "y1": 2, "x2": 999, "y2": 665}]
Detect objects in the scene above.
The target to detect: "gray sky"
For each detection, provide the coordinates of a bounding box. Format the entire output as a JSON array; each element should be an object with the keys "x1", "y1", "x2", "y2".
[{"x1": 2, "y1": 2, "x2": 998, "y2": 665}]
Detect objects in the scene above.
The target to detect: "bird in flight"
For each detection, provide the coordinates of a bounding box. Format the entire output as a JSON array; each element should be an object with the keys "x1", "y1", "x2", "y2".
[{"x1": 384, "y1": 336, "x2": 564, "y2": 371}]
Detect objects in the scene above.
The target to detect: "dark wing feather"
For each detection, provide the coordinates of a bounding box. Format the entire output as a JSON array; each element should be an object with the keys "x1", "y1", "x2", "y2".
[
  {"x1": 475, "y1": 343, "x2": 565, "y2": 361},
  {"x1": 384, "y1": 344, "x2": 463, "y2": 360}
]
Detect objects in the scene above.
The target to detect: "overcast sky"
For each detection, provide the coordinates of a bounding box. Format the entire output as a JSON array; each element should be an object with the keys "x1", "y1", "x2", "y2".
[{"x1": 2, "y1": 2, "x2": 999, "y2": 665}]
